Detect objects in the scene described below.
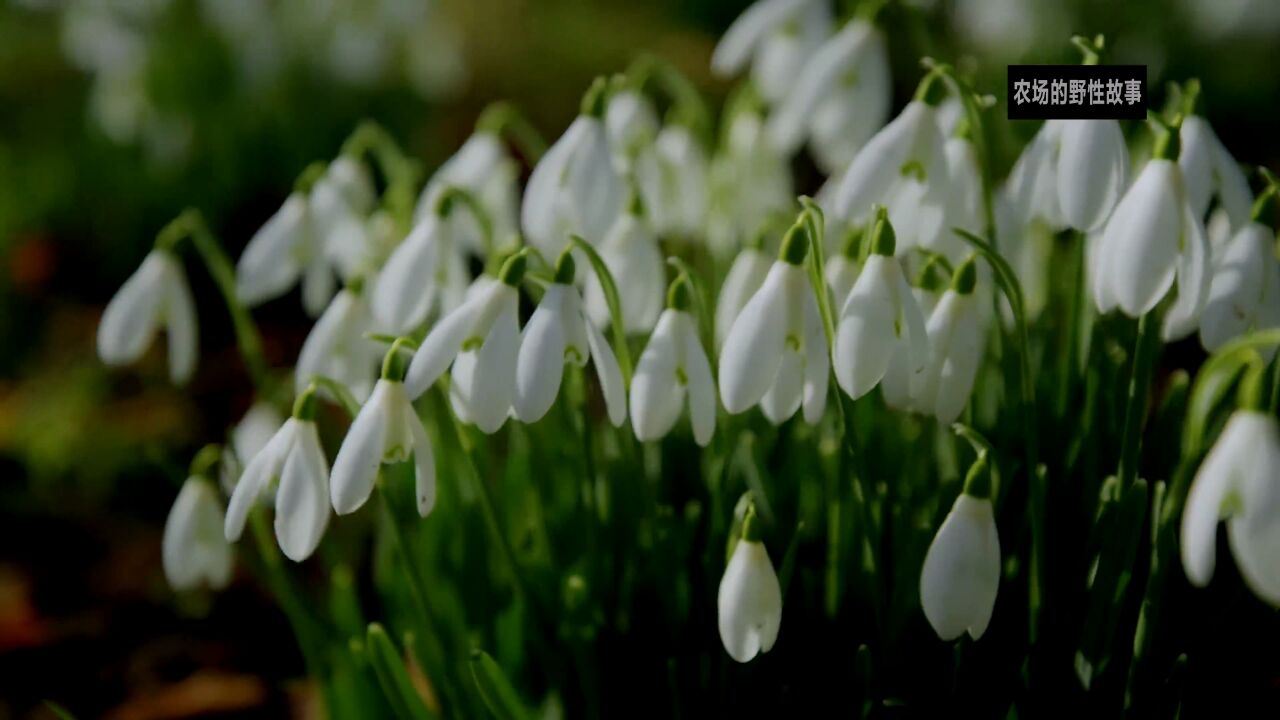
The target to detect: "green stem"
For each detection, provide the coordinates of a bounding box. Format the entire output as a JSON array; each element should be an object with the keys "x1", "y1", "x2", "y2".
[
  {"x1": 247, "y1": 512, "x2": 331, "y2": 683},
  {"x1": 477, "y1": 101, "x2": 549, "y2": 163},
  {"x1": 343, "y1": 120, "x2": 420, "y2": 233},
  {"x1": 1118, "y1": 312, "x2": 1160, "y2": 489},
  {"x1": 437, "y1": 185, "x2": 496, "y2": 255}
]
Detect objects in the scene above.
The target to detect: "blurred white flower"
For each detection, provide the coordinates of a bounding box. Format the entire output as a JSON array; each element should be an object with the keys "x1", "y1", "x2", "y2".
[
  {"x1": 297, "y1": 284, "x2": 381, "y2": 402},
  {"x1": 1198, "y1": 219, "x2": 1280, "y2": 355},
  {"x1": 718, "y1": 226, "x2": 828, "y2": 425},
  {"x1": 514, "y1": 255, "x2": 627, "y2": 426},
  {"x1": 718, "y1": 507, "x2": 782, "y2": 662},
  {"x1": 98, "y1": 248, "x2": 198, "y2": 385},
  {"x1": 653, "y1": 124, "x2": 710, "y2": 239},
  {"x1": 1179, "y1": 115, "x2": 1253, "y2": 231},
  {"x1": 711, "y1": 0, "x2": 832, "y2": 105},
  {"x1": 1182, "y1": 410, "x2": 1280, "y2": 605},
  {"x1": 221, "y1": 402, "x2": 286, "y2": 494},
  {"x1": 414, "y1": 130, "x2": 520, "y2": 255},
  {"x1": 708, "y1": 107, "x2": 793, "y2": 255},
  {"x1": 371, "y1": 212, "x2": 469, "y2": 335},
  {"x1": 716, "y1": 245, "x2": 773, "y2": 350},
  {"x1": 163, "y1": 476, "x2": 233, "y2": 591},
  {"x1": 630, "y1": 279, "x2": 716, "y2": 446},
  {"x1": 1055, "y1": 120, "x2": 1129, "y2": 233},
  {"x1": 913, "y1": 259, "x2": 984, "y2": 424},
  {"x1": 583, "y1": 199, "x2": 665, "y2": 334}
]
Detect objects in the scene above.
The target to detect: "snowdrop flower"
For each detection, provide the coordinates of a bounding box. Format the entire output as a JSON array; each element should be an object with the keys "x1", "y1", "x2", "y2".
[
  {"x1": 163, "y1": 476, "x2": 233, "y2": 591},
  {"x1": 1005, "y1": 121, "x2": 1065, "y2": 232},
  {"x1": 766, "y1": 19, "x2": 890, "y2": 173},
  {"x1": 330, "y1": 343, "x2": 436, "y2": 517},
  {"x1": 824, "y1": 227, "x2": 864, "y2": 308},
  {"x1": 514, "y1": 252, "x2": 627, "y2": 426},
  {"x1": 707, "y1": 98, "x2": 793, "y2": 255},
  {"x1": 1006, "y1": 118, "x2": 1127, "y2": 235},
  {"x1": 920, "y1": 457, "x2": 1000, "y2": 640},
  {"x1": 711, "y1": 0, "x2": 832, "y2": 105},
  {"x1": 923, "y1": 132, "x2": 983, "y2": 262},
  {"x1": 403, "y1": 253, "x2": 527, "y2": 433},
  {"x1": 833, "y1": 211, "x2": 929, "y2": 401},
  {"x1": 832, "y1": 75, "x2": 949, "y2": 253},
  {"x1": 653, "y1": 121, "x2": 710, "y2": 239},
  {"x1": 296, "y1": 279, "x2": 381, "y2": 402},
  {"x1": 370, "y1": 200, "x2": 470, "y2": 335},
  {"x1": 718, "y1": 505, "x2": 782, "y2": 662},
  {"x1": 98, "y1": 248, "x2": 197, "y2": 385},
  {"x1": 583, "y1": 194, "x2": 665, "y2": 333},
  {"x1": 326, "y1": 155, "x2": 376, "y2": 217},
  {"x1": 1090, "y1": 124, "x2": 1210, "y2": 340},
  {"x1": 605, "y1": 88, "x2": 659, "y2": 171},
  {"x1": 312, "y1": 163, "x2": 375, "y2": 286},
  {"x1": 1199, "y1": 200, "x2": 1280, "y2": 355},
  {"x1": 414, "y1": 125, "x2": 520, "y2": 256},
  {"x1": 880, "y1": 258, "x2": 948, "y2": 412},
  {"x1": 1182, "y1": 409, "x2": 1280, "y2": 605},
  {"x1": 1180, "y1": 114, "x2": 1252, "y2": 230},
  {"x1": 913, "y1": 257, "x2": 985, "y2": 424},
  {"x1": 224, "y1": 388, "x2": 332, "y2": 562},
  {"x1": 716, "y1": 243, "x2": 772, "y2": 350},
  {"x1": 630, "y1": 276, "x2": 716, "y2": 445},
  {"x1": 221, "y1": 402, "x2": 285, "y2": 494},
  {"x1": 718, "y1": 223, "x2": 828, "y2": 425},
  {"x1": 522, "y1": 80, "x2": 624, "y2": 255}
]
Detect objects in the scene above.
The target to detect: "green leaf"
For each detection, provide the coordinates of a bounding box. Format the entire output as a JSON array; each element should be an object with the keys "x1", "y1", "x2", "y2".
[
  {"x1": 44, "y1": 702, "x2": 77, "y2": 720},
  {"x1": 470, "y1": 649, "x2": 530, "y2": 720},
  {"x1": 569, "y1": 235, "x2": 634, "y2": 385},
  {"x1": 366, "y1": 623, "x2": 437, "y2": 720}
]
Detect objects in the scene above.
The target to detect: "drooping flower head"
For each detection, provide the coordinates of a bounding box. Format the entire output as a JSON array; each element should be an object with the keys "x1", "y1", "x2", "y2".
[
  {"x1": 711, "y1": 0, "x2": 832, "y2": 105},
  {"x1": 296, "y1": 277, "x2": 381, "y2": 402},
  {"x1": 371, "y1": 192, "x2": 472, "y2": 335},
  {"x1": 414, "y1": 116, "x2": 521, "y2": 256},
  {"x1": 163, "y1": 471, "x2": 233, "y2": 592},
  {"x1": 718, "y1": 503, "x2": 783, "y2": 662},
  {"x1": 1199, "y1": 190, "x2": 1280, "y2": 356},
  {"x1": 98, "y1": 247, "x2": 198, "y2": 385},
  {"x1": 583, "y1": 191, "x2": 666, "y2": 334},
  {"x1": 630, "y1": 275, "x2": 716, "y2": 446}
]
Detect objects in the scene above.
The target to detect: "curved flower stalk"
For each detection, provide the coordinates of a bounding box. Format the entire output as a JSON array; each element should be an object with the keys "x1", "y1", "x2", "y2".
[
  {"x1": 414, "y1": 127, "x2": 520, "y2": 256},
  {"x1": 1182, "y1": 409, "x2": 1280, "y2": 605},
  {"x1": 630, "y1": 276, "x2": 716, "y2": 445},
  {"x1": 832, "y1": 210, "x2": 929, "y2": 402},
  {"x1": 513, "y1": 251, "x2": 627, "y2": 426},
  {"x1": 522, "y1": 79, "x2": 624, "y2": 255},
  {"x1": 1199, "y1": 198, "x2": 1280, "y2": 356},
  {"x1": 716, "y1": 243, "x2": 773, "y2": 350},
  {"x1": 920, "y1": 455, "x2": 1000, "y2": 640},
  {"x1": 296, "y1": 279, "x2": 381, "y2": 402},
  {"x1": 163, "y1": 475, "x2": 233, "y2": 591},
  {"x1": 97, "y1": 247, "x2": 198, "y2": 385},
  {"x1": 718, "y1": 223, "x2": 828, "y2": 425},
  {"x1": 707, "y1": 97, "x2": 793, "y2": 255},
  {"x1": 831, "y1": 73, "x2": 949, "y2": 254},
  {"x1": 1090, "y1": 123, "x2": 1210, "y2": 340},
  {"x1": 370, "y1": 200, "x2": 470, "y2": 335},
  {"x1": 403, "y1": 253, "x2": 528, "y2": 433},
  {"x1": 221, "y1": 402, "x2": 285, "y2": 493},
  {"x1": 718, "y1": 504, "x2": 782, "y2": 662},
  {"x1": 710, "y1": 0, "x2": 831, "y2": 105},
  {"x1": 330, "y1": 342, "x2": 436, "y2": 517},
  {"x1": 654, "y1": 121, "x2": 710, "y2": 239},
  {"x1": 913, "y1": 257, "x2": 985, "y2": 424},
  {"x1": 225, "y1": 387, "x2": 332, "y2": 562},
  {"x1": 1180, "y1": 114, "x2": 1252, "y2": 231},
  {"x1": 583, "y1": 194, "x2": 666, "y2": 333},
  {"x1": 766, "y1": 19, "x2": 890, "y2": 173}
]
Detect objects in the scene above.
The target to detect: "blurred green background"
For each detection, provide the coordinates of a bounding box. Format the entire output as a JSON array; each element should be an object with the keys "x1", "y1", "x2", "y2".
[{"x1": 2, "y1": 0, "x2": 1279, "y2": 717}]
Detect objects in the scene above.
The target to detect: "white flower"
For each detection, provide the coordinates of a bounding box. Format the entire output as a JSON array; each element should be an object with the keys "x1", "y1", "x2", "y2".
[
  {"x1": 404, "y1": 256, "x2": 526, "y2": 434},
  {"x1": 913, "y1": 261, "x2": 985, "y2": 424},
  {"x1": 513, "y1": 256, "x2": 627, "y2": 426},
  {"x1": 718, "y1": 227, "x2": 828, "y2": 425},
  {"x1": 1005, "y1": 121, "x2": 1065, "y2": 231},
  {"x1": 766, "y1": 19, "x2": 890, "y2": 173},
  {"x1": 711, "y1": 0, "x2": 831, "y2": 105},
  {"x1": 707, "y1": 106, "x2": 793, "y2": 255},
  {"x1": 605, "y1": 89, "x2": 659, "y2": 168},
  {"x1": 414, "y1": 130, "x2": 520, "y2": 255},
  {"x1": 1182, "y1": 410, "x2": 1280, "y2": 605},
  {"x1": 312, "y1": 164, "x2": 374, "y2": 288},
  {"x1": 326, "y1": 155, "x2": 376, "y2": 217},
  {"x1": 831, "y1": 96, "x2": 948, "y2": 253},
  {"x1": 716, "y1": 245, "x2": 772, "y2": 350},
  {"x1": 717, "y1": 509, "x2": 782, "y2": 662},
  {"x1": 1089, "y1": 148, "x2": 1210, "y2": 341},
  {"x1": 98, "y1": 248, "x2": 198, "y2": 385},
  {"x1": 370, "y1": 212, "x2": 469, "y2": 334},
  {"x1": 1054, "y1": 119, "x2": 1128, "y2": 233},
  {"x1": 236, "y1": 192, "x2": 319, "y2": 309},
  {"x1": 296, "y1": 284, "x2": 381, "y2": 402},
  {"x1": 1199, "y1": 220, "x2": 1280, "y2": 355},
  {"x1": 330, "y1": 375, "x2": 436, "y2": 517},
  {"x1": 920, "y1": 488, "x2": 1000, "y2": 641},
  {"x1": 221, "y1": 402, "x2": 285, "y2": 493},
  {"x1": 224, "y1": 412, "x2": 332, "y2": 562},
  {"x1": 1180, "y1": 115, "x2": 1252, "y2": 230},
  {"x1": 922, "y1": 135, "x2": 983, "y2": 262},
  {"x1": 163, "y1": 477, "x2": 233, "y2": 591},
  {"x1": 583, "y1": 201, "x2": 665, "y2": 334},
  {"x1": 824, "y1": 252, "x2": 861, "y2": 310},
  {"x1": 521, "y1": 91, "x2": 623, "y2": 255},
  {"x1": 832, "y1": 215, "x2": 929, "y2": 401},
  {"x1": 654, "y1": 124, "x2": 710, "y2": 239},
  {"x1": 630, "y1": 282, "x2": 716, "y2": 446}
]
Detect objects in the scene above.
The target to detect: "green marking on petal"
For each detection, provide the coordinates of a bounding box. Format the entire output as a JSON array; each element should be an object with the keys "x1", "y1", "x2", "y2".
[
  {"x1": 462, "y1": 336, "x2": 483, "y2": 352},
  {"x1": 675, "y1": 366, "x2": 688, "y2": 386},
  {"x1": 900, "y1": 160, "x2": 927, "y2": 182}
]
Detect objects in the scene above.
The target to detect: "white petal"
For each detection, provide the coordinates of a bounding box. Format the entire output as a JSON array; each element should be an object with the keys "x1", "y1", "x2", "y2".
[
  {"x1": 98, "y1": 250, "x2": 168, "y2": 367},
  {"x1": 514, "y1": 285, "x2": 570, "y2": 422},
  {"x1": 719, "y1": 262, "x2": 792, "y2": 413},
  {"x1": 405, "y1": 400, "x2": 436, "y2": 517},
  {"x1": 1211, "y1": 131, "x2": 1253, "y2": 230},
  {"x1": 330, "y1": 380, "x2": 392, "y2": 514},
  {"x1": 919, "y1": 494, "x2": 1000, "y2": 640},
  {"x1": 1228, "y1": 513, "x2": 1280, "y2": 606},
  {"x1": 930, "y1": 293, "x2": 983, "y2": 424},
  {"x1": 716, "y1": 248, "x2": 772, "y2": 350},
  {"x1": 717, "y1": 539, "x2": 783, "y2": 662},
  {"x1": 296, "y1": 289, "x2": 359, "y2": 393},
  {"x1": 273, "y1": 421, "x2": 330, "y2": 562},
  {"x1": 825, "y1": 255, "x2": 860, "y2": 308},
  {"x1": 833, "y1": 102, "x2": 930, "y2": 223},
  {"x1": 1104, "y1": 161, "x2": 1181, "y2": 316},
  {"x1": 630, "y1": 310, "x2": 685, "y2": 442},
  {"x1": 403, "y1": 282, "x2": 501, "y2": 399},
  {"x1": 465, "y1": 297, "x2": 520, "y2": 433},
  {"x1": 236, "y1": 194, "x2": 307, "y2": 305},
  {"x1": 1181, "y1": 411, "x2": 1259, "y2": 586},
  {"x1": 566, "y1": 118, "x2": 624, "y2": 244},
  {"x1": 584, "y1": 307, "x2": 628, "y2": 427},
  {"x1": 760, "y1": 349, "x2": 804, "y2": 424},
  {"x1": 1199, "y1": 223, "x2": 1271, "y2": 350},
  {"x1": 164, "y1": 478, "x2": 233, "y2": 591},
  {"x1": 711, "y1": 0, "x2": 809, "y2": 76},
  {"x1": 371, "y1": 217, "x2": 443, "y2": 334},
  {"x1": 766, "y1": 20, "x2": 873, "y2": 154},
  {"x1": 1161, "y1": 195, "x2": 1212, "y2": 340},
  {"x1": 1056, "y1": 119, "x2": 1128, "y2": 232},
  {"x1": 231, "y1": 403, "x2": 284, "y2": 467},
  {"x1": 801, "y1": 291, "x2": 829, "y2": 424},
  {"x1": 521, "y1": 121, "x2": 582, "y2": 254},
  {"x1": 833, "y1": 255, "x2": 898, "y2": 399},
  {"x1": 225, "y1": 419, "x2": 297, "y2": 541},
  {"x1": 1179, "y1": 117, "x2": 1215, "y2": 221},
  {"x1": 679, "y1": 312, "x2": 717, "y2": 446},
  {"x1": 160, "y1": 254, "x2": 198, "y2": 384},
  {"x1": 302, "y1": 253, "x2": 336, "y2": 318}
]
